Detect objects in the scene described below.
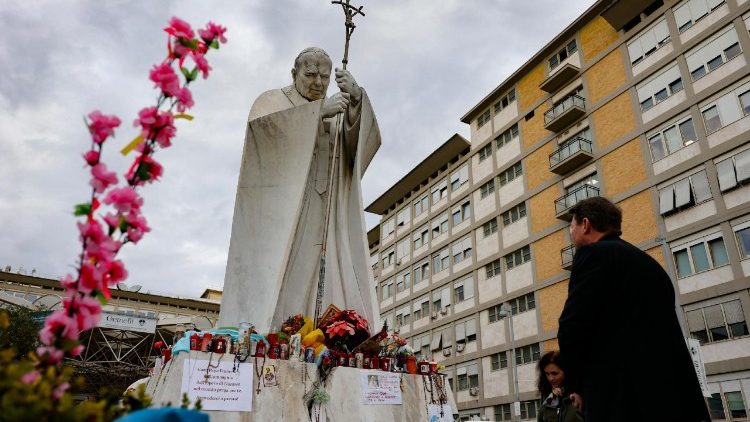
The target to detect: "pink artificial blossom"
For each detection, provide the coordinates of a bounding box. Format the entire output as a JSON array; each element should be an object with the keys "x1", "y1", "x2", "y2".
[
  {"x1": 77, "y1": 219, "x2": 107, "y2": 244},
  {"x1": 65, "y1": 295, "x2": 102, "y2": 332},
  {"x1": 87, "y1": 111, "x2": 121, "y2": 144},
  {"x1": 52, "y1": 382, "x2": 71, "y2": 400},
  {"x1": 149, "y1": 62, "x2": 180, "y2": 97},
  {"x1": 84, "y1": 234, "x2": 120, "y2": 263},
  {"x1": 79, "y1": 262, "x2": 103, "y2": 294},
  {"x1": 104, "y1": 259, "x2": 128, "y2": 285},
  {"x1": 69, "y1": 344, "x2": 85, "y2": 357},
  {"x1": 36, "y1": 346, "x2": 64, "y2": 364},
  {"x1": 133, "y1": 107, "x2": 176, "y2": 148},
  {"x1": 20, "y1": 371, "x2": 40, "y2": 385},
  {"x1": 104, "y1": 186, "x2": 143, "y2": 214},
  {"x1": 193, "y1": 52, "x2": 211, "y2": 79},
  {"x1": 124, "y1": 212, "x2": 150, "y2": 243},
  {"x1": 126, "y1": 154, "x2": 163, "y2": 185},
  {"x1": 174, "y1": 87, "x2": 194, "y2": 112},
  {"x1": 165, "y1": 16, "x2": 195, "y2": 39},
  {"x1": 83, "y1": 150, "x2": 100, "y2": 166},
  {"x1": 60, "y1": 273, "x2": 76, "y2": 290},
  {"x1": 39, "y1": 310, "x2": 79, "y2": 346},
  {"x1": 103, "y1": 212, "x2": 121, "y2": 229},
  {"x1": 89, "y1": 163, "x2": 118, "y2": 193},
  {"x1": 198, "y1": 22, "x2": 227, "y2": 44}
]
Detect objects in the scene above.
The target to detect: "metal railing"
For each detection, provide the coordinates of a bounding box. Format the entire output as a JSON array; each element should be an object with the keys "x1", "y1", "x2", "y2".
[
  {"x1": 561, "y1": 245, "x2": 576, "y2": 268},
  {"x1": 549, "y1": 136, "x2": 593, "y2": 168},
  {"x1": 555, "y1": 184, "x2": 600, "y2": 215},
  {"x1": 544, "y1": 94, "x2": 585, "y2": 125}
]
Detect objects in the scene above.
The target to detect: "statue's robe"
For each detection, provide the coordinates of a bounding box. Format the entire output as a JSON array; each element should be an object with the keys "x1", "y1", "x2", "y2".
[{"x1": 218, "y1": 85, "x2": 380, "y2": 333}]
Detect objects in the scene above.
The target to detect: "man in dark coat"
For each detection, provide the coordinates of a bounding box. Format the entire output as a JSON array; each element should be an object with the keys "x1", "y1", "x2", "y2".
[{"x1": 558, "y1": 197, "x2": 710, "y2": 421}]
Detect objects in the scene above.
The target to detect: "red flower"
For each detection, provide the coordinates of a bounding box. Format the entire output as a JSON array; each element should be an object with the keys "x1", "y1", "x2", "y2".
[{"x1": 325, "y1": 320, "x2": 355, "y2": 338}]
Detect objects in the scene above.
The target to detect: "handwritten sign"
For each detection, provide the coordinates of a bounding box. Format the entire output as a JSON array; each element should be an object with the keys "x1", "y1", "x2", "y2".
[
  {"x1": 360, "y1": 370, "x2": 402, "y2": 405},
  {"x1": 427, "y1": 404, "x2": 453, "y2": 422},
  {"x1": 181, "y1": 359, "x2": 253, "y2": 412}
]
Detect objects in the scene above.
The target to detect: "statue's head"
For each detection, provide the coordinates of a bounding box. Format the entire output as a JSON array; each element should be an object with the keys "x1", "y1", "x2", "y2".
[{"x1": 291, "y1": 47, "x2": 332, "y2": 101}]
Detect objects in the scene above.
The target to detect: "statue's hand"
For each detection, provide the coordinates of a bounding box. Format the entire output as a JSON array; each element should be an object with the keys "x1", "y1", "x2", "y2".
[
  {"x1": 322, "y1": 92, "x2": 350, "y2": 118},
  {"x1": 335, "y1": 68, "x2": 362, "y2": 105}
]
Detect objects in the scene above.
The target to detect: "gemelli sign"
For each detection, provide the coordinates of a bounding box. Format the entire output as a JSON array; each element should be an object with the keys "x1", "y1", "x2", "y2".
[{"x1": 97, "y1": 311, "x2": 157, "y2": 333}]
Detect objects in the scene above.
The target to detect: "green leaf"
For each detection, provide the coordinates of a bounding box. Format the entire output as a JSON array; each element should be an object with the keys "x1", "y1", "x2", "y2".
[
  {"x1": 95, "y1": 291, "x2": 108, "y2": 306},
  {"x1": 178, "y1": 38, "x2": 199, "y2": 50},
  {"x1": 189, "y1": 67, "x2": 199, "y2": 81},
  {"x1": 181, "y1": 67, "x2": 191, "y2": 79},
  {"x1": 210, "y1": 39, "x2": 219, "y2": 49},
  {"x1": 74, "y1": 203, "x2": 92, "y2": 217},
  {"x1": 135, "y1": 163, "x2": 151, "y2": 181}
]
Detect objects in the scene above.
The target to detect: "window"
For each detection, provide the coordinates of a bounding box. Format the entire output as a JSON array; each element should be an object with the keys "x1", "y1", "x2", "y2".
[
  {"x1": 505, "y1": 245, "x2": 531, "y2": 269},
  {"x1": 520, "y1": 400, "x2": 539, "y2": 420},
  {"x1": 494, "y1": 404, "x2": 512, "y2": 421},
  {"x1": 700, "y1": 80, "x2": 750, "y2": 134},
  {"x1": 479, "y1": 179, "x2": 495, "y2": 198},
  {"x1": 452, "y1": 236, "x2": 473, "y2": 265},
  {"x1": 412, "y1": 333, "x2": 431, "y2": 360},
  {"x1": 455, "y1": 318, "x2": 477, "y2": 344},
  {"x1": 628, "y1": 18, "x2": 670, "y2": 66},
  {"x1": 477, "y1": 109, "x2": 491, "y2": 129},
  {"x1": 431, "y1": 179, "x2": 448, "y2": 204},
  {"x1": 478, "y1": 143, "x2": 493, "y2": 161},
  {"x1": 414, "y1": 260, "x2": 430, "y2": 283},
  {"x1": 413, "y1": 225, "x2": 429, "y2": 249},
  {"x1": 736, "y1": 225, "x2": 750, "y2": 259},
  {"x1": 450, "y1": 164, "x2": 469, "y2": 191},
  {"x1": 490, "y1": 351, "x2": 508, "y2": 370},
  {"x1": 716, "y1": 149, "x2": 750, "y2": 192},
  {"x1": 708, "y1": 393, "x2": 726, "y2": 419},
  {"x1": 510, "y1": 292, "x2": 536, "y2": 315},
  {"x1": 496, "y1": 123, "x2": 519, "y2": 148},
  {"x1": 413, "y1": 296, "x2": 430, "y2": 321},
  {"x1": 548, "y1": 39, "x2": 577, "y2": 70},
  {"x1": 647, "y1": 116, "x2": 697, "y2": 161},
  {"x1": 396, "y1": 238, "x2": 410, "y2": 261},
  {"x1": 485, "y1": 259, "x2": 502, "y2": 278},
  {"x1": 674, "y1": 0, "x2": 727, "y2": 33},
  {"x1": 488, "y1": 304, "x2": 504, "y2": 323},
  {"x1": 658, "y1": 170, "x2": 712, "y2": 215},
  {"x1": 637, "y1": 64, "x2": 683, "y2": 112},
  {"x1": 726, "y1": 391, "x2": 747, "y2": 418},
  {"x1": 502, "y1": 202, "x2": 527, "y2": 226},
  {"x1": 494, "y1": 89, "x2": 517, "y2": 113},
  {"x1": 499, "y1": 162, "x2": 523, "y2": 186},
  {"x1": 432, "y1": 286, "x2": 451, "y2": 313},
  {"x1": 483, "y1": 218, "x2": 499, "y2": 237},
  {"x1": 414, "y1": 194, "x2": 429, "y2": 216},
  {"x1": 516, "y1": 343, "x2": 541, "y2": 365},
  {"x1": 672, "y1": 233, "x2": 729, "y2": 278},
  {"x1": 431, "y1": 213, "x2": 449, "y2": 238},
  {"x1": 686, "y1": 299, "x2": 748, "y2": 344},
  {"x1": 382, "y1": 248, "x2": 395, "y2": 268},
  {"x1": 395, "y1": 305, "x2": 411, "y2": 327},
  {"x1": 686, "y1": 26, "x2": 741, "y2": 81},
  {"x1": 456, "y1": 363, "x2": 479, "y2": 391},
  {"x1": 432, "y1": 248, "x2": 450, "y2": 273},
  {"x1": 381, "y1": 279, "x2": 393, "y2": 300},
  {"x1": 453, "y1": 277, "x2": 474, "y2": 303},
  {"x1": 396, "y1": 207, "x2": 410, "y2": 227},
  {"x1": 430, "y1": 325, "x2": 453, "y2": 352},
  {"x1": 395, "y1": 270, "x2": 411, "y2": 293},
  {"x1": 451, "y1": 201, "x2": 471, "y2": 226},
  {"x1": 382, "y1": 218, "x2": 395, "y2": 237}
]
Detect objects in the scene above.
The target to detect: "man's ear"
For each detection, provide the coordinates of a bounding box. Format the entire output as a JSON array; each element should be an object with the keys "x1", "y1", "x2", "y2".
[{"x1": 582, "y1": 217, "x2": 592, "y2": 234}]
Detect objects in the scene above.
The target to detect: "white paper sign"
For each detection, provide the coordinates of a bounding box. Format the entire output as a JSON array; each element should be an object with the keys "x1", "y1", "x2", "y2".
[
  {"x1": 427, "y1": 404, "x2": 453, "y2": 421},
  {"x1": 360, "y1": 370, "x2": 402, "y2": 405},
  {"x1": 687, "y1": 338, "x2": 711, "y2": 398},
  {"x1": 181, "y1": 359, "x2": 253, "y2": 412},
  {"x1": 97, "y1": 311, "x2": 157, "y2": 333}
]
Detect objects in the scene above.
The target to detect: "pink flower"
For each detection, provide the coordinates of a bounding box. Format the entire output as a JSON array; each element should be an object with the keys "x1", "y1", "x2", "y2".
[
  {"x1": 40, "y1": 310, "x2": 79, "y2": 346},
  {"x1": 165, "y1": 16, "x2": 194, "y2": 39},
  {"x1": 69, "y1": 344, "x2": 85, "y2": 357},
  {"x1": 126, "y1": 154, "x2": 163, "y2": 185},
  {"x1": 84, "y1": 234, "x2": 120, "y2": 263},
  {"x1": 133, "y1": 107, "x2": 176, "y2": 148},
  {"x1": 65, "y1": 296, "x2": 101, "y2": 332},
  {"x1": 89, "y1": 163, "x2": 118, "y2": 193},
  {"x1": 149, "y1": 62, "x2": 180, "y2": 97},
  {"x1": 104, "y1": 259, "x2": 128, "y2": 284},
  {"x1": 87, "y1": 111, "x2": 121, "y2": 144},
  {"x1": 193, "y1": 52, "x2": 211, "y2": 79},
  {"x1": 199, "y1": 22, "x2": 227, "y2": 44},
  {"x1": 20, "y1": 371, "x2": 40, "y2": 384},
  {"x1": 60, "y1": 273, "x2": 76, "y2": 290},
  {"x1": 83, "y1": 150, "x2": 100, "y2": 166},
  {"x1": 103, "y1": 212, "x2": 121, "y2": 229},
  {"x1": 36, "y1": 346, "x2": 64, "y2": 364},
  {"x1": 125, "y1": 213, "x2": 150, "y2": 244},
  {"x1": 175, "y1": 86, "x2": 194, "y2": 112},
  {"x1": 104, "y1": 186, "x2": 143, "y2": 214},
  {"x1": 77, "y1": 219, "x2": 107, "y2": 244},
  {"x1": 79, "y1": 262, "x2": 104, "y2": 294},
  {"x1": 52, "y1": 382, "x2": 70, "y2": 400}
]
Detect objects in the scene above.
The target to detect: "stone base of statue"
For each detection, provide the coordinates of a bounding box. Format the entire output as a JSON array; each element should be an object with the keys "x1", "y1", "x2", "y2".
[{"x1": 146, "y1": 351, "x2": 457, "y2": 421}]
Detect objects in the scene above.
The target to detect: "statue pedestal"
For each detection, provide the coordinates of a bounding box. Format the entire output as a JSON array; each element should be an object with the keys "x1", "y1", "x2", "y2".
[{"x1": 146, "y1": 352, "x2": 457, "y2": 421}]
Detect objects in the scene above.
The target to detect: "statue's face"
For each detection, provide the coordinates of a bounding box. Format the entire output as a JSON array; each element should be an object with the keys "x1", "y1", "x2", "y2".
[{"x1": 292, "y1": 53, "x2": 331, "y2": 101}]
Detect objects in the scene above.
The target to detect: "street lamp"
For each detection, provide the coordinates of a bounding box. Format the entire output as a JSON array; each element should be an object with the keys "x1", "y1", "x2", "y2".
[{"x1": 498, "y1": 303, "x2": 520, "y2": 420}]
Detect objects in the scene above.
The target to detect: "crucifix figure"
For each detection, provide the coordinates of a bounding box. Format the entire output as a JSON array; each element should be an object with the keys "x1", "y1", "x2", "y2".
[{"x1": 218, "y1": 0, "x2": 380, "y2": 333}]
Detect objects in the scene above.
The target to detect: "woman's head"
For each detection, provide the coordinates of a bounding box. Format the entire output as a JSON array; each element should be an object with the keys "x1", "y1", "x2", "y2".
[{"x1": 537, "y1": 351, "x2": 566, "y2": 396}]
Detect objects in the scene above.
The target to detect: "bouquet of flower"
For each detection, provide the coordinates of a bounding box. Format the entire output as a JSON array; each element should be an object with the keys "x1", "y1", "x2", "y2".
[
  {"x1": 322, "y1": 310, "x2": 370, "y2": 352},
  {"x1": 380, "y1": 333, "x2": 408, "y2": 357},
  {"x1": 281, "y1": 314, "x2": 306, "y2": 335}
]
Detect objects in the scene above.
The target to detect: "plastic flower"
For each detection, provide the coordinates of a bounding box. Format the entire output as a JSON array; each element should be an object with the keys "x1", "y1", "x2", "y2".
[
  {"x1": 193, "y1": 53, "x2": 211, "y2": 79},
  {"x1": 89, "y1": 163, "x2": 118, "y2": 193},
  {"x1": 127, "y1": 154, "x2": 164, "y2": 185},
  {"x1": 79, "y1": 262, "x2": 104, "y2": 293},
  {"x1": 103, "y1": 186, "x2": 143, "y2": 214},
  {"x1": 175, "y1": 86, "x2": 194, "y2": 112},
  {"x1": 40, "y1": 310, "x2": 79, "y2": 346},
  {"x1": 149, "y1": 62, "x2": 180, "y2": 97},
  {"x1": 65, "y1": 295, "x2": 102, "y2": 332},
  {"x1": 133, "y1": 107, "x2": 176, "y2": 148},
  {"x1": 83, "y1": 150, "x2": 100, "y2": 166},
  {"x1": 87, "y1": 111, "x2": 121, "y2": 144},
  {"x1": 20, "y1": 371, "x2": 40, "y2": 385},
  {"x1": 325, "y1": 320, "x2": 355, "y2": 338},
  {"x1": 104, "y1": 259, "x2": 128, "y2": 285},
  {"x1": 123, "y1": 212, "x2": 150, "y2": 243},
  {"x1": 165, "y1": 16, "x2": 194, "y2": 39},
  {"x1": 199, "y1": 22, "x2": 227, "y2": 44},
  {"x1": 36, "y1": 346, "x2": 64, "y2": 364}
]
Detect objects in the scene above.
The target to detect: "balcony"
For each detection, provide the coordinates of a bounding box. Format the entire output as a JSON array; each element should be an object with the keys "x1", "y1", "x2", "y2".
[
  {"x1": 555, "y1": 184, "x2": 600, "y2": 220},
  {"x1": 540, "y1": 63, "x2": 580, "y2": 93},
  {"x1": 549, "y1": 136, "x2": 594, "y2": 175},
  {"x1": 544, "y1": 95, "x2": 586, "y2": 132},
  {"x1": 561, "y1": 245, "x2": 575, "y2": 270}
]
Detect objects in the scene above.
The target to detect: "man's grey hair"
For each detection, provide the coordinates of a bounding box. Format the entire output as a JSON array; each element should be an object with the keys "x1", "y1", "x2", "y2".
[{"x1": 294, "y1": 47, "x2": 332, "y2": 69}]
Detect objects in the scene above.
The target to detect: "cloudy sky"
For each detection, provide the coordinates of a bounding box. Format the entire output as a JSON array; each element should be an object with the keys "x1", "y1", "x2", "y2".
[{"x1": 0, "y1": 0, "x2": 595, "y2": 298}]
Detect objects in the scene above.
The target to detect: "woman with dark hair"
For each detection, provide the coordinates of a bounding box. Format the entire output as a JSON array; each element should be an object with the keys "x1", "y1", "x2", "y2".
[{"x1": 536, "y1": 351, "x2": 583, "y2": 422}]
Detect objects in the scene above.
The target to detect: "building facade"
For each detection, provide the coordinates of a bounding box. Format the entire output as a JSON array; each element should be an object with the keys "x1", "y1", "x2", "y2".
[{"x1": 367, "y1": 0, "x2": 750, "y2": 420}]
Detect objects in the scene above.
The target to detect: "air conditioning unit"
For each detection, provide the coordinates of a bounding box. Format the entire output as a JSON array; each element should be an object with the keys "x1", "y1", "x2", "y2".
[
  {"x1": 431, "y1": 312, "x2": 438, "y2": 320},
  {"x1": 396, "y1": 259, "x2": 402, "y2": 266},
  {"x1": 456, "y1": 342, "x2": 466, "y2": 353},
  {"x1": 440, "y1": 308, "x2": 448, "y2": 315},
  {"x1": 469, "y1": 386, "x2": 480, "y2": 396},
  {"x1": 442, "y1": 347, "x2": 452, "y2": 357}
]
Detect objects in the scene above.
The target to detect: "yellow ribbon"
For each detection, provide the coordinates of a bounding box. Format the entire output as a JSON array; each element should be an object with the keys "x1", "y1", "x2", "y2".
[{"x1": 120, "y1": 114, "x2": 194, "y2": 155}]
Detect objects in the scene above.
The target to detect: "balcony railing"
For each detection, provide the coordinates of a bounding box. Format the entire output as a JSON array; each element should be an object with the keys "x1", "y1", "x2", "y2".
[
  {"x1": 540, "y1": 63, "x2": 581, "y2": 93},
  {"x1": 549, "y1": 136, "x2": 594, "y2": 175},
  {"x1": 555, "y1": 184, "x2": 600, "y2": 220},
  {"x1": 561, "y1": 245, "x2": 575, "y2": 270},
  {"x1": 544, "y1": 94, "x2": 586, "y2": 132}
]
